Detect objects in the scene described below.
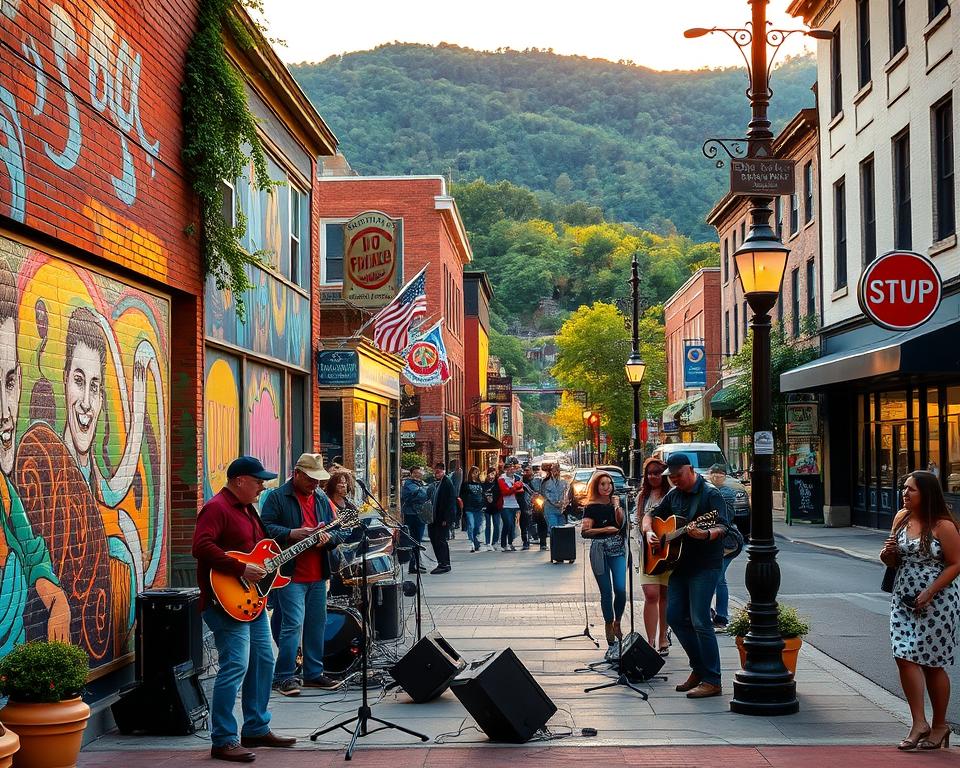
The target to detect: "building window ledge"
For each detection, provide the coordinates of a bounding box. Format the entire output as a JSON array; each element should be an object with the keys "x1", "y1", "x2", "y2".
[
  {"x1": 853, "y1": 80, "x2": 873, "y2": 105},
  {"x1": 831, "y1": 285, "x2": 848, "y2": 301},
  {"x1": 924, "y1": 5, "x2": 951, "y2": 40},
  {"x1": 929, "y1": 234, "x2": 957, "y2": 257},
  {"x1": 828, "y1": 110, "x2": 845, "y2": 131},
  {"x1": 804, "y1": 217, "x2": 816, "y2": 231},
  {"x1": 885, "y1": 46, "x2": 909, "y2": 75}
]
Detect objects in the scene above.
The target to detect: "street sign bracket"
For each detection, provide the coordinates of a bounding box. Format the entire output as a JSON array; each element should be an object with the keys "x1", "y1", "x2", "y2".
[{"x1": 702, "y1": 137, "x2": 749, "y2": 168}]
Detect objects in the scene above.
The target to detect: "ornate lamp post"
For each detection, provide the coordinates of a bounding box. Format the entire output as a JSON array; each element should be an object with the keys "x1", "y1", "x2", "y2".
[
  {"x1": 685, "y1": 1, "x2": 829, "y2": 717},
  {"x1": 624, "y1": 254, "x2": 647, "y2": 484}
]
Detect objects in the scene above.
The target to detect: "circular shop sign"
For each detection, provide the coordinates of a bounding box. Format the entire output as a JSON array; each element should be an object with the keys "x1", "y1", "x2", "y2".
[
  {"x1": 347, "y1": 226, "x2": 396, "y2": 290},
  {"x1": 857, "y1": 251, "x2": 943, "y2": 331},
  {"x1": 406, "y1": 342, "x2": 440, "y2": 377}
]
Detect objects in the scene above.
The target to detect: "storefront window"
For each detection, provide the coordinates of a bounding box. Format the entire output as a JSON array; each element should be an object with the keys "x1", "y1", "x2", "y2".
[
  {"x1": 367, "y1": 401, "x2": 380, "y2": 501},
  {"x1": 320, "y1": 399, "x2": 343, "y2": 464},
  {"x1": 946, "y1": 387, "x2": 960, "y2": 494},
  {"x1": 927, "y1": 387, "x2": 941, "y2": 478},
  {"x1": 856, "y1": 395, "x2": 866, "y2": 486},
  {"x1": 353, "y1": 399, "x2": 367, "y2": 488}
]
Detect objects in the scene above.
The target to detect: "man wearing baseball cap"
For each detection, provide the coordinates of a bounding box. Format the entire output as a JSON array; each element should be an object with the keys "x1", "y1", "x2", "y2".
[
  {"x1": 261, "y1": 453, "x2": 348, "y2": 696},
  {"x1": 640, "y1": 452, "x2": 729, "y2": 700},
  {"x1": 193, "y1": 455, "x2": 294, "y2": 762}
]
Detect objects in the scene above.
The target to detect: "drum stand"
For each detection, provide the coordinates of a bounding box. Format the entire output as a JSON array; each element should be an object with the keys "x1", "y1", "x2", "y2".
[{"x1": 310, "y1": 522, "x2": 429, "y2": 759}]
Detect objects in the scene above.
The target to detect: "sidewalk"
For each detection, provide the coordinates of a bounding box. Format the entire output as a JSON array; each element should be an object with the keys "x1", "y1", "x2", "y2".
[
  {"x1": 79, "y1": 526, "x2": 917, "y2": 764},
  {"x1": 774, "y1": 521, "x2": 886, "y2": 563}
]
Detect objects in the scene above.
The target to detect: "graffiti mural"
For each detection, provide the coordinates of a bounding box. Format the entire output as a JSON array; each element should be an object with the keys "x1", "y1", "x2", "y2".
[
  {"x1": 245, "y1": 363, "x2": 283, "y2": 486},
  {"x1": 0, "y1": 238, "x2": 169, "y2": 668},
  {"x1": 203, "y1": 352, "x2": 240, "y2": 501}
]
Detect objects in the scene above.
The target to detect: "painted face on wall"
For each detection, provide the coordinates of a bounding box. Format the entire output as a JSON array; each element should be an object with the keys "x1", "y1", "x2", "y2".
[
  {"x1": 65, "y1": 341, "x2": 103, "y2": 462},
  {"x1": 0, "y1": 317, "x2": 21, "y2": 476}
]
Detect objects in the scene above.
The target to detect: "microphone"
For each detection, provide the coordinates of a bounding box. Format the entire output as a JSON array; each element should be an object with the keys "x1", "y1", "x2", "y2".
[{"x1": 356, "y1": 478, "x2": 372, "y2": 499}]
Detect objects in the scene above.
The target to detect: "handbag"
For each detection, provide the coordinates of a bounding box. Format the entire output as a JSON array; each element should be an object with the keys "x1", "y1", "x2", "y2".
[{"x1": 881, "y1": 566, "x2": 896, "y2": 593}]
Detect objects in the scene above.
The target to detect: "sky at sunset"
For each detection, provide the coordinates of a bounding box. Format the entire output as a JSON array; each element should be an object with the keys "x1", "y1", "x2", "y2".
[{"x1": 258, "y1": 0, "x2": 815, "y2": 70}]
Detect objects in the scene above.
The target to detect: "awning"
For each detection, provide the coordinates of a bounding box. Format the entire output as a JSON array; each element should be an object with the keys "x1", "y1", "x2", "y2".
[
  {"x1": 709, "y1": 386, "x2": 738, "y2": 416},
  {"x1": 781, "y1": 313, "x2": 960, "y2": 392},
  {"x1": 662, "y1": 395, "x2": 704, "y2": 425},
  {"x1": 468, "y1": 425, "x2": 503, "y2": 451}
]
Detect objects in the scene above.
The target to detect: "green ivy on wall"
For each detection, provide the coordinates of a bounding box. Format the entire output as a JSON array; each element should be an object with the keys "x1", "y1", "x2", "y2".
[{"x1": 182, "y1": 0, "x2": 271, "y2": 321}]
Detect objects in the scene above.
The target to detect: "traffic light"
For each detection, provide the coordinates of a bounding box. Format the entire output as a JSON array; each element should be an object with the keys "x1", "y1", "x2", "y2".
[{"x1": 588, "y1": 413, "x2": 600, "y2": 428}]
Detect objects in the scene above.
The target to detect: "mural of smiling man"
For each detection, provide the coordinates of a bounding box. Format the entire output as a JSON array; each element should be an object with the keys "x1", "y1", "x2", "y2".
[{"x1": 0, "y1": 260, "x2": 71, "y2": 652}]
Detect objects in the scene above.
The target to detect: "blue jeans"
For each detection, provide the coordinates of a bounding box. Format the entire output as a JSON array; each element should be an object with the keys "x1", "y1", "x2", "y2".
[
  {"x1": 203, "y1": 606, "x2": 274, "y2": 748},
  {"x1": 667, "y1": 567, "x2": 723, "y2": 686},
  {"x1": 274, "y1": 580, "x2": 328, "y2": 683},
  {"x1": 545, "y1": 510, "x2": 564, "y2": 531},
  {"x1": 499, "y1": 507, "x2": 516, "y2": 547},
  {"x1": 404, "y1": 513, "x2": 425, "y2": 568},
  {"x1": 485, "y1": 512, "x2": 500, "y2": 545},
  {"x1": 714, "y1": 556, "x2": 734, "y2": 623},
  {"x1": 465, "y1": 509, "x2": 484, "y2": 548},
  {"x1": 594, "y1": 552, "x2": 627, "y2": 622}
]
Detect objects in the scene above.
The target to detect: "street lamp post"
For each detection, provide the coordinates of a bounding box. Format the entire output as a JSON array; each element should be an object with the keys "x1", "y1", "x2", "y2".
[
  {"x1": 685, "y1": 1, "x2": 829, "y2": 717},
  {"x1": 624, "y1": 253, "x2": 647, "y2": 485}
]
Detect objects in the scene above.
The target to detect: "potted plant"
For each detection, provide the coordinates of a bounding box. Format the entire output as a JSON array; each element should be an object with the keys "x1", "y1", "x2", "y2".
[
  {"x1": 727, "y1": 604, "x2": 810, "y2": 677},
  {"x1": 0, "y1": 641, "x2": 90, "y2": 768}
]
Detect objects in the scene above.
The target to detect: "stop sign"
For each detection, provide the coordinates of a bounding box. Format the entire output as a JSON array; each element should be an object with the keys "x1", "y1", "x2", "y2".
[{"x1": 857, "y1": 251, "x2": 943, "y2": 331}]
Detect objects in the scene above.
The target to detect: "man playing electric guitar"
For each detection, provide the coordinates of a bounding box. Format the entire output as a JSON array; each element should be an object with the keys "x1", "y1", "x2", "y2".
[
  {"x1": 641, "y1": 453, "x2": 729, "y2": 700},
  {"x1": 193, "y1": 456, "x2": 295, "y2": 763}
]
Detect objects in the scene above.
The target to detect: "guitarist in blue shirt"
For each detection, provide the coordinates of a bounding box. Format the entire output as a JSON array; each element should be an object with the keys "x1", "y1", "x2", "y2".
[{"x1": 641, "y1": 453, "x2": 728, "y2": 699}]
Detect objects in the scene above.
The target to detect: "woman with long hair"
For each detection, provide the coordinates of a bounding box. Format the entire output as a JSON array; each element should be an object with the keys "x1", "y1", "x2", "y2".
[
  {"x1": 880, "y1": 470, "x2": 960, "y2": 751},
  {"x1": 325, "y1": 469, "x2": 354, "y2": 512},
  {"x1": 636, "y1": 457, "x2": 671, "y2": 655},
  {"x1": 581, "y1": 471, "x2": 626, "y2": 651},
  {"x1": 482, "y1": 467, "x2": 501, "y2": 551},
  {"x1": 460, "y1": 465, "x2": 486, "y2": 553}
]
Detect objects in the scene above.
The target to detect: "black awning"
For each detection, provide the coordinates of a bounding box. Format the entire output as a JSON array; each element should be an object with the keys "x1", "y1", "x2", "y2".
[
  {"x1": 468, "y1": 426, "x2": 503, "y2": 450},
  {"x1": 781, "y1": 314, "x2": 960, "y2": 392}
]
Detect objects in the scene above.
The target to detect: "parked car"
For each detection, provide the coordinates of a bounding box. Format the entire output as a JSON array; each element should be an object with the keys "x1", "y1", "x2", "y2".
[
  {"x1": 567, "y1": 465, "x2": 630, "y2": 517},
  {"x1": 650, "y1": 442, "x2": 751, "y2": 535}
]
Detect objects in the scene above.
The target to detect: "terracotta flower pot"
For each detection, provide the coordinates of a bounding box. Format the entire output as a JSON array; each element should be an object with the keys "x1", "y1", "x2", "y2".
[
  {"x1": 0, "y1": 725, "x2": 19, "y2": 768},
  {"x1": 0, "y1": 697, "x2": 89, "y2": 768},
  {"x1": 735, "y1": 635, "x2": 803, "y2": 677}
]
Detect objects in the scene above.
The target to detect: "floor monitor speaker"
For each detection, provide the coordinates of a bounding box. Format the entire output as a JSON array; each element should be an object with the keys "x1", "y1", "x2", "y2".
[
  {"x1": 450, "y1": 647, "x2": 557, "y2": 743},
  {"x1": 112, "y1": 661, "x2": 208, "y2": 735},
  {"x1": 618, "y1": 632, "x2": 665, "y2": 681},
  {"x1": 389, "y1": 631, "x2": 465, "y2": 702}
]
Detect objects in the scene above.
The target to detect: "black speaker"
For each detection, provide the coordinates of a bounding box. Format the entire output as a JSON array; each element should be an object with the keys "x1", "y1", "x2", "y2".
[
  {"x1": 136, "y1": 588, "x2": 202, "y2": 683},
  {"x1": 112, "y1": 661, "x2": 208, "y2": 735},
  {"x1": 389, "y1": 631, "x2": 465, "y2": 702},
  {"x1": 618, "y1": 632, "x2": 665, "y2": 681},
  {"x1": 372, "y1": 580, "x2": 402, "y2": 640},
  {"x1": 450, "y1": 648, "x2": 557, "y2": 743}
]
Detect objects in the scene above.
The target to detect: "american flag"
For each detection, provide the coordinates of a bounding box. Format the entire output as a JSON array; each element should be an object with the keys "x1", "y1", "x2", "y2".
[{"x1": 373, "y1": 267, "x2": 428, "y2": 353}]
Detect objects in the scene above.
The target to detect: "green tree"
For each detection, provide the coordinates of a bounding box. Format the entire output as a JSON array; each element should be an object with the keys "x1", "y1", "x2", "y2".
[{"x1": 489, "y1": 329, "x2": 531, "y2": 379}]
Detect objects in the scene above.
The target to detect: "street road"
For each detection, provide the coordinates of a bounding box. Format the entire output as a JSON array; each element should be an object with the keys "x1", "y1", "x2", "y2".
[{"x1": 726, "y1": 538, "x2": 960, "y2": 726}]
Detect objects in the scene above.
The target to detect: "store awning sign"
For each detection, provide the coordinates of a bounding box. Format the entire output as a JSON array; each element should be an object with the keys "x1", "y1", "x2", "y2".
[
  {"x1": 343, "y1": 211, "x2": 401, "y2": 308},
  {"x1": 316, "y1": 350, "x2": 359, "y2": 386},
  {"x1": 858, "y1": 251, "x2": 943, "y2": 331}
]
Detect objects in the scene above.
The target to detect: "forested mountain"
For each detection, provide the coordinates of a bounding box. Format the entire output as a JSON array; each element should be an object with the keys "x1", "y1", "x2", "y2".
[{"x1": 291, "y1": 43, "x2": 816, "y2": 240}]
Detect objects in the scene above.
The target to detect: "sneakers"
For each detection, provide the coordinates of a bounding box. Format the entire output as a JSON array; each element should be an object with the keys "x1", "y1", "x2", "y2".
[
  {"x1": 509, "y1": 544, "x2": 517, "y2": 551},
  {"x1": 521, "y1": 543, "x2": 530, "y2": 550},
  {"x1": 539, "y1": 543, "x2": 548, "y2": 551},
  {"x1": 302, "y1": 674, "x2": 338, "y2": 689},
  {"x1": 272, "y1": 678, "x2": 300, "y2": 697},
  {"x1": 430, "y1": 565, "x2": 451, "y2": 574}
]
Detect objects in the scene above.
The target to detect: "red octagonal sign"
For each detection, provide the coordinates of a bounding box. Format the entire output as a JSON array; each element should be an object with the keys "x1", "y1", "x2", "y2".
[{"x1": 857, "y1": 251, "x2": 943, "y2": 331}]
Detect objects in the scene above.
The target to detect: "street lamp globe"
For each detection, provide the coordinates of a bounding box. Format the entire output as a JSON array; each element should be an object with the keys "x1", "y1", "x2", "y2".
[
  {"x1": 734, "y1": 227, "x2": 789, "y2": 313},
  {"x1": 624, "y1": 354, "x2": 647, "y2": 385},
  {"x1": 582, "y1": 409, "x2": 592, "y2": 421}
]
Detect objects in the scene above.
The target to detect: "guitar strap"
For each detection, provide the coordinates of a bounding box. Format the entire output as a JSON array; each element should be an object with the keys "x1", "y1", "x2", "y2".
[{"x1": 685, "y1": 484, "x2": 705, "y2": 525}]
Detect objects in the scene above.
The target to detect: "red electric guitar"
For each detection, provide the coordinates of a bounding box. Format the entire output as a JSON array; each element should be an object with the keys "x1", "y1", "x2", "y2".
[{"x1": 211, "y1": 507, "x2": 359, "y2": 621}]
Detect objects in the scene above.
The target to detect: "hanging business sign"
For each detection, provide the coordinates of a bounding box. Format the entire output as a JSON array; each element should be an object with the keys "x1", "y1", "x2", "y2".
[
  {"x1": 342, "y1": 211, "x2": 402, "y2": 308},
  {"x1": 857, "y1": 250, "x2": 943, "y2": 331},
  {"x1": 682, "y1": 341, "x2": 707, "y2": 389},
  {"x1": 316, "y1": 350, "x2": 359, "y2": 386},
  {"x1": 487, "y1": 375, "x2": 513, "y2": 403},
  {"x1": 730, "y1": 158, "x2": 796, "y2": 195}
]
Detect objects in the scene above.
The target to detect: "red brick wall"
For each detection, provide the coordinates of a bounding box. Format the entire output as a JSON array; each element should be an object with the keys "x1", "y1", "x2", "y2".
[
  {"x1": 0, "y1": 0, "x2": 204, "y2": 662},
  {"x1": 663, "y1": 268, "x2": 722, "y2": 403},
  {"x1": 315, "y1": 178, "x2": 469, "y2": 466}
]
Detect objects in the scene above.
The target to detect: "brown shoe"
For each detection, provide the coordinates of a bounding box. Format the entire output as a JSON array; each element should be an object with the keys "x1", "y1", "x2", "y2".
[
  {"x1": 675, "y1": 673, "x2": 701, "y2": 692},
  {"x1": 211, "y1": 744, "x2": 256, "y2": 762},
  {"x1": 240, "y1": 731, "x2": 297, "y2": 748},
  {"x1": 686, "y1": 682, "x2": 722, "y2": 699}
]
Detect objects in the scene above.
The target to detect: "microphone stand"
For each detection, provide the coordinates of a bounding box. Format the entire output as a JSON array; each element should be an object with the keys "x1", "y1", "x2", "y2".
[
  {"x1": 310, "y1": 519, "x2": 429, "y2": 759},
  {"x1": 356, "y1": 480, "x2": 427, "y2": 641}
]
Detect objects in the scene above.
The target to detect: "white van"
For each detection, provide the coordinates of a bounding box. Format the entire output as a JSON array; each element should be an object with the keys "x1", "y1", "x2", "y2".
[{"x1": 650, "y1": 442, "x2": 750, "y2": 532}]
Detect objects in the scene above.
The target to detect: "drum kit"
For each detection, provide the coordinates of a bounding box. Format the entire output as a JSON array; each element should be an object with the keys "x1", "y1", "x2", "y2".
[{"x1": 323, "y1": 518, "x2": 411, "y2": 679}]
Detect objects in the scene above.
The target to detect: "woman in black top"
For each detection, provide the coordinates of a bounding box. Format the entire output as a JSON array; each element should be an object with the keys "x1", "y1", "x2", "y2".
[
  {"x1": 482, "y1": 467, "x2": 501, "y2": 551},
  {"x1": 581, "y1": 471, "x2": 626, "y2": 650},
  {"x1": 460, "y1": 466, "x2": 486, "y2": 553}
]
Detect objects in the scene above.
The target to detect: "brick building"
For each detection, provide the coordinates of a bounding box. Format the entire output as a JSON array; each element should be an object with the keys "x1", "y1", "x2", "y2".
[
  {"x1": 0, "y1": 0, "x2": 202, "y2": 703},
  {"x1": 463, "y1": 271, "x2": 502, "y2": 470},
  {"x1": 315, "y1": 176, "x2": 472, "y2": 481},
  {"x1": 661, "y1": 268, "x2": 722, "y2": 442}
]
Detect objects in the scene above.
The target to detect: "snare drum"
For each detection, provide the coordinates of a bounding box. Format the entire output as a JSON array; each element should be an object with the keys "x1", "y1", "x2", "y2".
[
  {"x1": 340, "y1": 553, "x2": 395, "y2": 586},
  {"x1": 323, "y1": 605, "x2": 363, "y2": 678}
]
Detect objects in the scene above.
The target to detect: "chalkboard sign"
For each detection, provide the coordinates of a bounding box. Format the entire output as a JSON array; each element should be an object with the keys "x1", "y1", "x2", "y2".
[
  {"x1": 317, "y1": 350, "x2": 359, "y2": 386},
  {"x1": 788, "y1": 475, "x2": 824, "y2": 523}
]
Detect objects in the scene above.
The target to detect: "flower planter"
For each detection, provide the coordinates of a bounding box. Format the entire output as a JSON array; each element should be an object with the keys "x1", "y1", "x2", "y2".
[
  {"x1": 0, "y1": 725, "x2": 19, "y2": 768},
  {"x1": 735, "y1": 635, "x2": 803, "y2": 677},
  {"x1": 0, "y1": 697, "x2": 89, "y2": 768}
]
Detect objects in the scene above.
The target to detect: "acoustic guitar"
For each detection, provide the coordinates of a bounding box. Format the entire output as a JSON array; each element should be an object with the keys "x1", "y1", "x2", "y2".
[
  {"x1": 210, "y1": 507, "x2": 359, "y2": 621},
  {"x1": 642, "y1": 510, "x2": 719, "y2": 576}
]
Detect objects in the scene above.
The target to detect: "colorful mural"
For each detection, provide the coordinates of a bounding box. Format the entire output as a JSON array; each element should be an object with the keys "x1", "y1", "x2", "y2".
[
  {"x1": 203, "y1": 352, "x2": 241, "y2": 500},
  {"x1": 245, "y1": 363, "x2": 283, "y2": 487},
  {"x1": 0, "y1": 239, "x2": 169, "y2": 668}
]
